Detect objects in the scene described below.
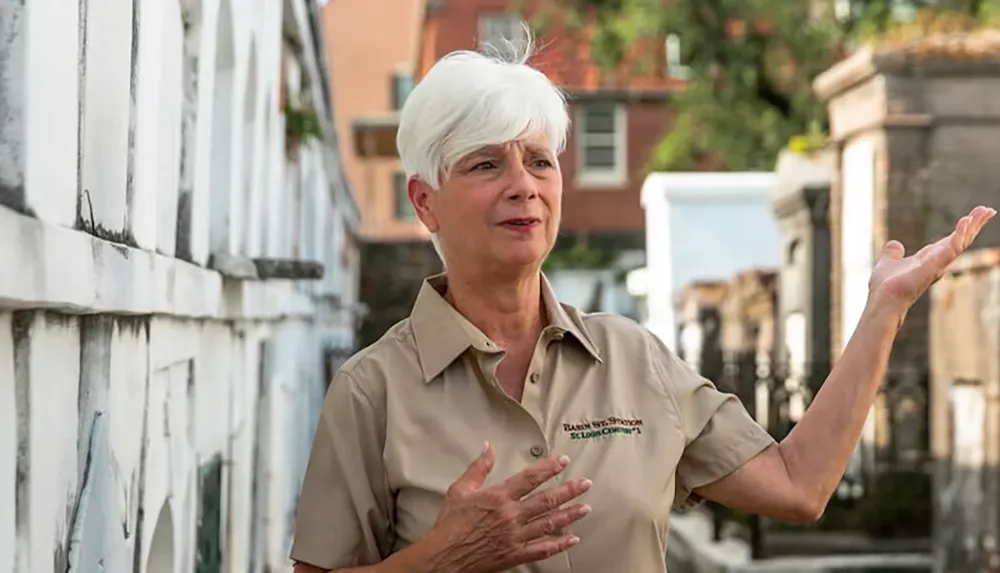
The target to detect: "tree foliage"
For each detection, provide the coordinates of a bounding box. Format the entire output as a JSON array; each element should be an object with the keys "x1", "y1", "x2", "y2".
[{"x1": 543, "y1": 0, "x2": 998, "y2": 171}]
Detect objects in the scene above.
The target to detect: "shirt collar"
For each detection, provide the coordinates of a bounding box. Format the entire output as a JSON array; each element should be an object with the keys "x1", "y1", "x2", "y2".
[{"x1": 409, "y1": 273, "x2": 602, "y2": 383}]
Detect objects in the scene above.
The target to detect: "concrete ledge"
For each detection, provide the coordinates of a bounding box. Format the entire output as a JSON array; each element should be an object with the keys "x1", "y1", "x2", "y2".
[
  {"x1": 0, "y1": 205, "x2": 316, "y2": 320},
  {"x1": 641, "y1": 172, "x2": 778, "y2": 207},
  {"x1": 668, "y1": 509, "x2": 752, "y2": 571},
  {"x1": 737, "y1": 553, "x2": 932, "y2": 572},
  {"x1": 668, "y1": 509, "x2": 933, "y2": 572}
]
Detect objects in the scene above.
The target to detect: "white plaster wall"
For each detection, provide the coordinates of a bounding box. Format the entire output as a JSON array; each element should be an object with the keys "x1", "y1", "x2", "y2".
[
  {"x1": 23, "y1": 0, "x2": 80, "y2": 227},
  {"x1": 0, "y1": 314, "x2": 13, "y2": 573},
  {"x1": 0, "y1": 0, "x2": 361, "y2": 571},
  {"x1": 81, "y1": 0, "x2": 134, "y2": 234},
  {"x1": 24, "y1": 314, "x2": 81, "y2": 572}
]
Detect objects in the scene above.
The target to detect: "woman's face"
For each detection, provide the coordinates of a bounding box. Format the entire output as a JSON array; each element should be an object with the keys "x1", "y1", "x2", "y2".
[{"x1": 410, "y1": 132, "x2": 562, "y2": 275}]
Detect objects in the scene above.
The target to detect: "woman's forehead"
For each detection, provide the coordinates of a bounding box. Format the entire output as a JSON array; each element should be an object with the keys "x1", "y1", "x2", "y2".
[{"x1": 465, "y1": 134, "x2": 553, "y2": 157}]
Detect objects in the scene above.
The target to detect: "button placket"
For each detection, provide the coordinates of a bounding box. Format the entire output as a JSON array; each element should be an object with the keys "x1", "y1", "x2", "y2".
[
  {"x1": 521, "y1": 334, "x2": 554, "y2": 463},
  {"x1": 533, "y1": 330, "x2": 573, "y2": 573},
  {"x1": 520, "y1": 365, "x2": 544, "y2": 424}
]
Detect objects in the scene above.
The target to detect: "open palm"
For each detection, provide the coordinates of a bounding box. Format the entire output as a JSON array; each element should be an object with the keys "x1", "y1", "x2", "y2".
[{"x1": 869, "y1": 206, "x2": 996, "y2": 310}]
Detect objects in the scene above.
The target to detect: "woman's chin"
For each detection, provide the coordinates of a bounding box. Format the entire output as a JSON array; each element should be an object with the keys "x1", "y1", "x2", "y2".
[{"x1": 494, "y1": 245, "x2": 548, "y2": 269}]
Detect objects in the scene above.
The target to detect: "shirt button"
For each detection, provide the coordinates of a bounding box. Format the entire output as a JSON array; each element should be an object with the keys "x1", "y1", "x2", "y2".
[
  {"x1": 529, "y1": 372, "x2": 540, "y2": 384},
  {"x1": 530, "y1": 445, "x2": 545, "y2": 458}
]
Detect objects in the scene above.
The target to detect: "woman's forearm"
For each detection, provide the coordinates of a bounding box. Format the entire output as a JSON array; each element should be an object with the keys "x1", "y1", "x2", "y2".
[
  {"x1": 293, "y1": 535, "x2": 444, "y2": 573},
  {"x1": 776, "y1": 295, "x2": 904, "y2": 511}
]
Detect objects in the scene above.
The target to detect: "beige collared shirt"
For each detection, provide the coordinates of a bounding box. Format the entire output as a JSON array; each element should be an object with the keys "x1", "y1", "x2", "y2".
[{"x1": 291, "y1": 274, "x2": 775, "y2": 572}]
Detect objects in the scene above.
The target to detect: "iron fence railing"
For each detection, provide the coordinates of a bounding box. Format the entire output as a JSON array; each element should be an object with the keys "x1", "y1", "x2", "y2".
[{"x1": 695, "y1": 356, "x2": 934, "y2": 559}]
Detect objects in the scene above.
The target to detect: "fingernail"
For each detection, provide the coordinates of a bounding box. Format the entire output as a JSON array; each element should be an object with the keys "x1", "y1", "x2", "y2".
[
  {"x1": 580, "y1": 504, "x2": 592, "y2": 515},
  {"x1": 482, "y1": 441, "x2": 490, "y2": 454},
  {"x1": 568, "y1": 535, "x2": 580, "y2": 546},
  {"x1": 580, "y1": 478, "x2": 593, "y2": 489},
  {"x1": 557, "y1": 454, "x2": 570, "y2": 467}
]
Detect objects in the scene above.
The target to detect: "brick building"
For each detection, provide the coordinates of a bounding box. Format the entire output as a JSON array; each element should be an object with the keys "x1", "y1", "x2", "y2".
[
  {"x1": 321, "y1": 0, "x2": 426, "y2": 242},
  {"x1": 356, "y1": 0, "x2": 682, "y2": 249},
  {"x1": 321, "y1": 0, "x2": 442, "y2": 347}
]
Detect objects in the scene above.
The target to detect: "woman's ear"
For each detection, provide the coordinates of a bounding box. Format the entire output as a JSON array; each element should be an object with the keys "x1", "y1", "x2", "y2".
[{"x1": 408, "y1": 177, "x2": 439, "y2": 233}]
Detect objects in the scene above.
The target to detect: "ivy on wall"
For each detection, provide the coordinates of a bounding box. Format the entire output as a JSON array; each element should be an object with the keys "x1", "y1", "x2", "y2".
[{"x1": 285, "y1": 104, "x2": 322, "y2": 146}]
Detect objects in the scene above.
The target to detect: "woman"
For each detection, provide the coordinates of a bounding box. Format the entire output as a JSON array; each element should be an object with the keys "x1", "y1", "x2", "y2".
[{"x1": 290, "y1": 42, "x2": 995, "y2": 573}]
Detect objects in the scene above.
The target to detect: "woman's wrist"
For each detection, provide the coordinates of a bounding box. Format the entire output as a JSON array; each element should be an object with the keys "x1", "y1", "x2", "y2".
[{"x1": 372, "y1": 533, "x2": 453, "y2": 573}]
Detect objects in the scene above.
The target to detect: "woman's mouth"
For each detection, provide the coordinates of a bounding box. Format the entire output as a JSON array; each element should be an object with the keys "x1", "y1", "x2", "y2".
[{"x1": 499, "y1": 217, "x2": 542, "y2": 233}]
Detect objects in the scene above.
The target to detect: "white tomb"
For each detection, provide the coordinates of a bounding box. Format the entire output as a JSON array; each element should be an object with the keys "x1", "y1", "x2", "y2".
[{"x1": 633, "y1": 172, "x2": 782, "y2": 351}]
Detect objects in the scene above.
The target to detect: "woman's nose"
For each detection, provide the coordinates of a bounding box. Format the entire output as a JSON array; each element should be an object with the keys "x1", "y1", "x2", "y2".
[{"x1": 504, "y1": 163, "x2": 538, "y2": 200}]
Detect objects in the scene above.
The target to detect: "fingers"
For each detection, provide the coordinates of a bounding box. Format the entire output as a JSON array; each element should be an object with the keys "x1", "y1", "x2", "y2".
[
  {"x1": 500, "y1": 454, "x2": 571, "y2": 500},
  {"x1": 939, "y1": 207, "x2": 995, "y2": 261},
  {"x1": 881, "y1": 240, "x2": 905, "y2": 260},
  {"x1": 452, "y1": 442, "x2": 496, "y2": 493},
  {"x1": 954, "y1": 215, "x2": 973, "y2": 250},
  {"x1": 513, "y1": 533, "x2": 581, "y2": 565},
  {"x1": 910, "y1": 206, "x2": 995, "y2": 268},
  {"x1": 518, "y1": 478, "x2": 592, "y2": 520},
  {"x1": 965, "y1": 206, "x2": 996, "y2": 248},
  {"x1": 977, "y1": 207, "x2": 997, "y2": 227},
  {"x1": 517, "y1": 503, "x2": 592, "y2": 541},
  {"x1": 954, "y1": 206, "x2": 995, "y2": 248}
]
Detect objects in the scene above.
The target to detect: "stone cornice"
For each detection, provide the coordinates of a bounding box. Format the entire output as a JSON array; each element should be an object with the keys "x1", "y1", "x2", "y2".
[
  {"x1": 772, "y1": 188, "x2": 809, "y2": 220},
  {"x1": 772, "y1": 184, "x2": 830, "y2": 223},
  {"x1": 815, "y1": 40, "x2": 1000, "y2": 102}
]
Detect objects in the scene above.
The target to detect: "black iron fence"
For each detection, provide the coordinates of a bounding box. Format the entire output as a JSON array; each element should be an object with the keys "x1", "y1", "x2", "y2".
[{"x1": 699, "y1": 355, "x2": 934, "y2": 559}]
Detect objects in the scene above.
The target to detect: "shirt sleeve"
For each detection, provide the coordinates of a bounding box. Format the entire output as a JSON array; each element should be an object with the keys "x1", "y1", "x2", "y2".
[
  {"x1": 289, "y1": 368, "x2": 394, "y2": 569},
  {"x1": 647, "y1": 333, "x2": 776, "y2": 512}
]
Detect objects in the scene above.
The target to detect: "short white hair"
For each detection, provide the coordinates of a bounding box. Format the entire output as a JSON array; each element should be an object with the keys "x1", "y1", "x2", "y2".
[{"x1": 395, "y1": 33, "x2": 569, "y2": 261}]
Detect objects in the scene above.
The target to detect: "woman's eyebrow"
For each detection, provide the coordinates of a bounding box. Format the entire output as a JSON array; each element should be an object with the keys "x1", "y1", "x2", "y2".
[
  {"x1": 525, "y1": 144, "x2": 551, "y2": 155},
  {"x1": 461, "y1": 146, "x2": 503, "y2": 164},
  {"x1": 474, "y1": 145, "x2": 504, "y2": 155}
]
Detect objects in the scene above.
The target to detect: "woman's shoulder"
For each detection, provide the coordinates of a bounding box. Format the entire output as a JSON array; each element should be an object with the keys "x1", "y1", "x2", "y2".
[
  {"x1": 568, "y1": 306, "x2": 656, "y2": 349},
  {"x1": 577, "y1": 310, "x2": 647, "y2": 334},
  {"x1": 334, "y1": 318, "x2": 423, "y2": 391}
]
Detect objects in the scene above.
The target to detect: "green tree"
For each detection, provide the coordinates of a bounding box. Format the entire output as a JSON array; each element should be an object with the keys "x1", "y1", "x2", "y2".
[{"x1": 541, "y1": 0, "x2": 996, "y2": 171}]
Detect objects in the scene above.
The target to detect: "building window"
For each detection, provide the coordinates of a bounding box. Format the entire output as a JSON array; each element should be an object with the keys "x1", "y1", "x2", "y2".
[
  {"x1": 665, "y1": 34, "x2": 690, "y2": 80},
  {"x1": 393, "y1": 171, "x2": 416, "y2": 220},
  {"x1": 577, "y1": 103, "x2": 626, "y2": 185},
  {"x1": 477, "y1": 11, "x2": 526, "y2": 50},
  {"x1": 391, "y1": 71, "x2": 414, "y2": 111}
]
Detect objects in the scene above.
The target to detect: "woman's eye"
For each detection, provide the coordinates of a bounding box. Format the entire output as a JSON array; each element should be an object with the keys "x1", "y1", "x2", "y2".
[
  {"x1": 532, "y1": 159, "x2": 554, "y2": 168},
  {"x1": 472, "y1": 161, "x2": 497, "y2": 171}
]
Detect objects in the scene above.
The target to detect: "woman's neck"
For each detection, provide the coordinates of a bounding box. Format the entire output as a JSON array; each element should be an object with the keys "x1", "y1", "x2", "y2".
[{"x1": 444, "y1": 268, "x2": 545, "y2": 348}]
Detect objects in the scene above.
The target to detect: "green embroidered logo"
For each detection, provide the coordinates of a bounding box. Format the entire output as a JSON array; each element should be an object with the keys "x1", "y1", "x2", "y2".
[{"x1": 562, "y1": 416, "x2": 643, "y2": 440}]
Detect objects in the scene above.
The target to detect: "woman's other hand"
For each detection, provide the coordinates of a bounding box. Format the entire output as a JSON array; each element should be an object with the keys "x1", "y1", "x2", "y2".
[
  {"x1": 867, "y1": 205, "x2": 995, "y2": 319},
  {"x1": 416, "y1": 442, "x2": 593, "y2": 573}
]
